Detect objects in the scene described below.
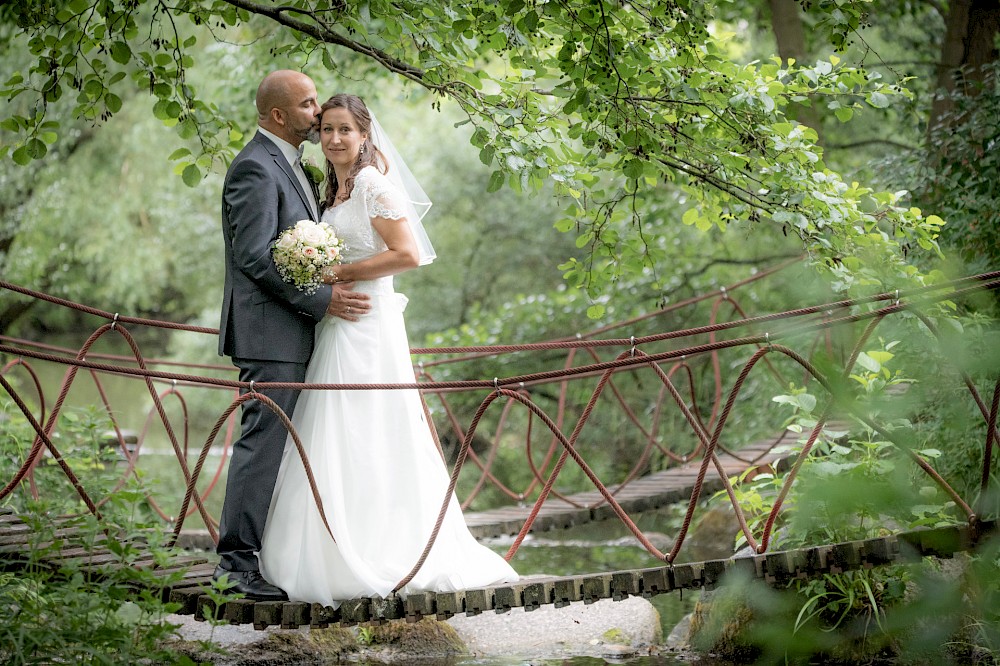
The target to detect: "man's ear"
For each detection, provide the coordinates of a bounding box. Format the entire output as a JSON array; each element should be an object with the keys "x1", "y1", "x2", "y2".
[{"x1": 271, "y1": 107, "x2": 286, "y2": 127}]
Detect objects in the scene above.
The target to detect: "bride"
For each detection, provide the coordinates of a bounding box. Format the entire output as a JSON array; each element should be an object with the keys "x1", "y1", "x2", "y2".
[{"x1": 259, "y1": 93, "x2": 518, "y2": 606}]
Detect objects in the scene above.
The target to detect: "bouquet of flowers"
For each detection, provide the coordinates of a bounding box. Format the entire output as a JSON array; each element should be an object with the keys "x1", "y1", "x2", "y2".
[{"x1": 272, "y1": 219, "x2": 343, "y2": 294}]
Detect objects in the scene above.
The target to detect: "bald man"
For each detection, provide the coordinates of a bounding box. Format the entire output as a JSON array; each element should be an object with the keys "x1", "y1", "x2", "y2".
[{"x1": 216, "y1": 70, "x2": 370, "y2": 600}]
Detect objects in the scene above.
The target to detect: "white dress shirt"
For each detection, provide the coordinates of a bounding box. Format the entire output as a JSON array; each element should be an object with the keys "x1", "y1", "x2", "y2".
[{"x1": 258, "y1": 127, "x2": 319, "y2": 220}]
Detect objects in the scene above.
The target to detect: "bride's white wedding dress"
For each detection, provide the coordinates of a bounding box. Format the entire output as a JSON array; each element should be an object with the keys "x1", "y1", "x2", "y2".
[{"x1": 259, "y1": 166, "x2": 517, "y2": 607}]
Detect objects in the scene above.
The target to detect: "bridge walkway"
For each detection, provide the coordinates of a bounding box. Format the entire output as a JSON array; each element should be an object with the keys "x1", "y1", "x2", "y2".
[
  {"x1": 2, "y1": 504, "x2": 991, "y2": 629},
  {"x1": 464, "y1": 436, "x2": 787, "y2": 538},
  {"x1": 6, "y1": 433, "x2": 993, "y2": 629}
]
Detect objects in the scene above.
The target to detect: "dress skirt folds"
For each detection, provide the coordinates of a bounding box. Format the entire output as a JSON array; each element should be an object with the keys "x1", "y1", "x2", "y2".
[{"x1": 260, "y1": 168, "x2": 517, "y2": 607}]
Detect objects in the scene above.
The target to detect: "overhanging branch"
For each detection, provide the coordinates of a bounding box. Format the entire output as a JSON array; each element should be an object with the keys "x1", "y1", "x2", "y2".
[{"x1": 219, "y1": 0, "x2": 427, "y2": 84}]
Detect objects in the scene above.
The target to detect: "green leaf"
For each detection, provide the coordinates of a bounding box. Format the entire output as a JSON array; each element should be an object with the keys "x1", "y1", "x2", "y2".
[
  {"x1": 12, "y1": 145, "x2": 32, "y2": 165},
  {"x1": 105, "y1": 93, "x2": 122, "y2": 113},
  {"x1": 866, "y1": 351, "x2": 894, "y2": 366},
  {"x1": 523, "y1": 10, "x2": 539, "y2": 32},
  {"x1": 471, "y1": 127, "x2": 489, "y2": 148},
  {"x1": 855, "y1": 352, "x2": 881, "y2": 373},
  {"x1": 554, "y1": 217, "x2": 576, "y2": 233},
  {"x1": 623, "y1": 159, "x2": 644, "y2": 179},
  {"x1": 26, "y1": 137, "x2": 46, "y2": 159},
  {"x1": 110, "y1": 41, "x2": 131, "y2": 65},
  {"x1": 868, "y1": 91, "x2": 890, "y2": 109},
  {"x1": 858, "y1": 195, "x2": 878, "y2": 213},
  {"x1": 177, "y1": 117, "x2": 197, "y2": 140},
  {"x1": 586, "y1": 304, "x2": 605, "y2": 319},
  {"x1": 181, "y1": 164, "x2": 201, "y2": 187},
  {"x1": 84, "y1": 78, "x2": 104, "y2": 97},
  {"x1": 152, "y1": 99, "x2": 171, "y2": 120},
  {"x1": 486, "y1": 170, "x2": 504, "y2": 193}
]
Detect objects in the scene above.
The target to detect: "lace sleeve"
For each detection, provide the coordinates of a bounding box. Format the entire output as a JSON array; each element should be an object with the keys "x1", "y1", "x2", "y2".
[{"x1": 359, "y1": 168, "x2": 408, "y2": 221}]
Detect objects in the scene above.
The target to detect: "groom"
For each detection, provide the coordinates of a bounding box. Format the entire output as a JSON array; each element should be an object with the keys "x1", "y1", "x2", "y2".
[{"x1": 216, "y1": 70, "x2": 370, "y2": 600}]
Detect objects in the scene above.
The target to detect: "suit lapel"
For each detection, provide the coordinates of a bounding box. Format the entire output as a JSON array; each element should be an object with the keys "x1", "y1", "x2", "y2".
[
  {"x1": 254, "y1": 133, "x2": 318, "y2": 221},
  {"x1": 308, "y1": 176, "x2": 322, "y2": 214}
]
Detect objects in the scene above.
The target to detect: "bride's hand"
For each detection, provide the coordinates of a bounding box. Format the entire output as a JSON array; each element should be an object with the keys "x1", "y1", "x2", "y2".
[{"x1": 326, "y1": 282, "x2": 371, "y2": 321}]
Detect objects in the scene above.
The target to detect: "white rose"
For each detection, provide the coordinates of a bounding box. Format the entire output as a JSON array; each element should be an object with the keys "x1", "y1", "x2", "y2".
[
  {"x1": 275, "y1": 233, "x2": 296, "y2": 250},
  {"x1": 301, "y1": 225, "x2": 327, "y2": 246},
  {"x1": 302, "y1": 246, "x2": 319, "y2": 259}
]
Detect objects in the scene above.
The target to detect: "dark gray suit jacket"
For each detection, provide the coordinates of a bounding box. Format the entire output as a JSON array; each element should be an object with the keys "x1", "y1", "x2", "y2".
[{"x1": 219, "y1": 132, "x2": 331, "y2": 363}]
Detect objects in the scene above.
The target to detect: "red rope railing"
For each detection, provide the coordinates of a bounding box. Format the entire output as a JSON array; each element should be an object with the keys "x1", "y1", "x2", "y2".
[{"x1": 2, "y1": 268, "x2": 999, "y2": 591}]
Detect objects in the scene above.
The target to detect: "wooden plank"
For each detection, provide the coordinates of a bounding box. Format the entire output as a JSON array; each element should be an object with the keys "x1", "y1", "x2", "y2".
[
  {"x1": 223, "y1": 599, "x2": 256, "y2": 625},
  {"x1": 253, "y1": 601, "x2": 283, "y2": 630},
  {"x1": 639, "y1": 567, "x2": 671, "y2": 597},
  {"x1": 553, "y1": 576, "x2": 584, "y2": 608},
  {"x1": 310, "y1": 603, "x2": 340, "y2": 628},
  {"x1": 461, "y1": 438, "x2": 787, "y2": 538},
  {"x1": 581, "y1": 574, "x2": 611, "y2": 604},
  {"x1": 492, "y1": 582, "x2": 524, "y2": 613},
  {"x1": 281, "y1": 601, "x2": 311, "y2": 629},
  {"x1": 611, "y1": 571, "x2": 640, "y2": 601},
  {"x1": 522, "y1": 579, "x2": 554, "y2": 611},
  {"x1": 463, "y1": 587, "x2": 493, "y2": 615},
  {"x1": 403, "y1": 592, "x2": 434, "y2": 622},
  {"x1": 434, "y1": 591, "x2": 464, "y2": 619},
  {"x1": 338, "y1": 598, "x2": 369, "y2": 626},
  {"x1": 371, "y1": 595, "x2": 405, "y2": 623},
  {"x1": 169, "y1": 586, "x2": 203, "y2": 615}
]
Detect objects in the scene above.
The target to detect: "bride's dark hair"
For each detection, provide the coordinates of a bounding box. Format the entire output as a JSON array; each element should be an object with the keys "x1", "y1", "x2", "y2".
[{"x1": 320, "y1": 94, "x2": 389, "y2": 207}]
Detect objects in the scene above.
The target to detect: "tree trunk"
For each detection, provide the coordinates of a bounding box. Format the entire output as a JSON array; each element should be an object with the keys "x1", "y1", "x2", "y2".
[
  {"x1": 929, "y1": 0, "x2": 1000, "y2": 131},
  {"x1": 768, "y1": 0, "x2": 821, "y2": 137}
]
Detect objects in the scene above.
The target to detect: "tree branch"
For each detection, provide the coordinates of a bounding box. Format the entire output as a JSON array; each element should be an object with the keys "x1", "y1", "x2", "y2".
[
  {"x1": 0, "y1": 299, "x2": 37, "y2": 338},
  {"x1": 683, "y1": 253, "x2": 802, "y2": 281},
  {"x1": 826, "y1": 138, "x2": 916, "y2": 151},
  {"x1": 219, "y1": 0, "x2": 427, "y2": 83}
]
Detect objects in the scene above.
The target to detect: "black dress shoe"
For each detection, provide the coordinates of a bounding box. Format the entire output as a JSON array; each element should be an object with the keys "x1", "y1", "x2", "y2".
[{"x1": 213, "y1": 565, "x2": 288, "y2": 601}]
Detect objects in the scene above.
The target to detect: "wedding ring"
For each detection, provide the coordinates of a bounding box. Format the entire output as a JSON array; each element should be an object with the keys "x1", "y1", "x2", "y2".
[{"x1": 347, "y1": 306, "x2": 352, "y2": 313}]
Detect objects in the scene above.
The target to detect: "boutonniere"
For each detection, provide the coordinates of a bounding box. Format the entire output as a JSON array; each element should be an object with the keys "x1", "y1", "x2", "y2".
[{"x1": 302, "y1": 161, "x2": 325, "y2": 185}]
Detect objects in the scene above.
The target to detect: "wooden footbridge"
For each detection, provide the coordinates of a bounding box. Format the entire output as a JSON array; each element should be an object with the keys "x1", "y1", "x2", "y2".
[
  {"x1": 2, "y1": 268, "x2": 1000, "y2": 628},
  {"x1": 2, "y1": 494, "x2": 994, "y2": 629}
]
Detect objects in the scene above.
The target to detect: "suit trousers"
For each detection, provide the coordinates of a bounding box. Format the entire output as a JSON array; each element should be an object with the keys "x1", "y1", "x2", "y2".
[{"x1": 216, "y1": 357, "x2": 308, "y2": 572}]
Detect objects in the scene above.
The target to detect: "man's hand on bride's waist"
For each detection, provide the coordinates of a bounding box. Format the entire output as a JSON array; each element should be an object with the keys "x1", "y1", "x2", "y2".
[{"x1": 326, "y1": 282, "x2": 371, "y2": 321}]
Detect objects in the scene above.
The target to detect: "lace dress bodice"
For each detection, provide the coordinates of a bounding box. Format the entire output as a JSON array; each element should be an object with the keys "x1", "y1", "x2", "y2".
[{"x1": 322, "y1": 166, "x2": 408, "y2": 295}]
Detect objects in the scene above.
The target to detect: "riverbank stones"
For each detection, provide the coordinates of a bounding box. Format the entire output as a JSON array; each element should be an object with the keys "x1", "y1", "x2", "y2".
[{"x1": 163, "y1": 595, "x2": 662, "y2": 663}]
